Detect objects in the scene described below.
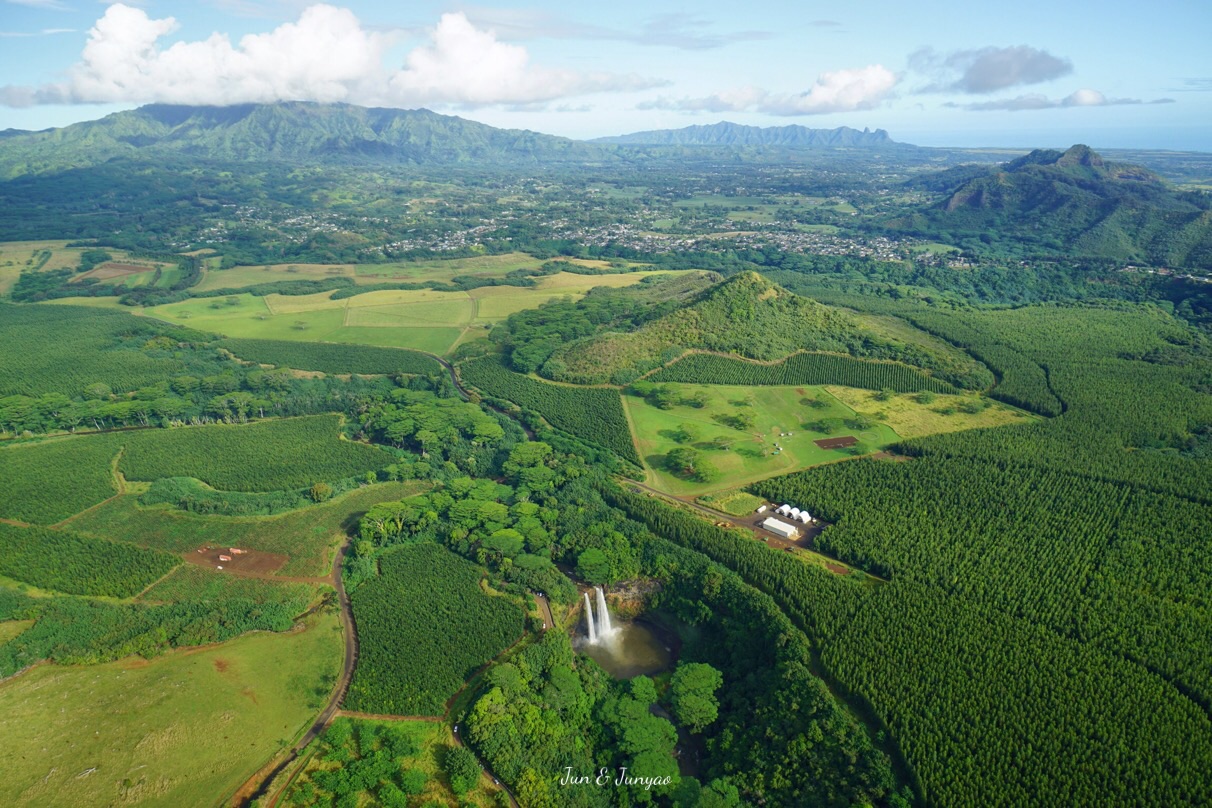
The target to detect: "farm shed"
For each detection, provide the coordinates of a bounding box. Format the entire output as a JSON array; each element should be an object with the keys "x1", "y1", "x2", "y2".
[
  {"x1": 761, "y1": 517, "x2": 799, "y2": 540},
  {"x1": 796, "y1": 512, "x2": 811, "y2": 524},
  {"x1": 756, "y1": 505, "x2": 767, "y2": 513},
  {"x1": 777, "y1": 504, "x2": 793, "y2": 516}
]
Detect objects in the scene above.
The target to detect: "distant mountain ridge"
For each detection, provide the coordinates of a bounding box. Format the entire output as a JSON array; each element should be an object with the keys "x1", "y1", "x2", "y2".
[
  {"x1": 890, "y1": 144, "x2": 1212, "y2": 268},
  {"x1": 592, "y1": 121, "x2": 902, "y2": 148},
  {"x1": 0, "y1": 102, "x2": 607, "y2": 178}
]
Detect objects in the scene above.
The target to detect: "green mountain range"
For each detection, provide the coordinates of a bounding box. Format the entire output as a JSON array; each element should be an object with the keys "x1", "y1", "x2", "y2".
[
  {"x1": 890, "y1": 145, "x2": 1212, "y2": 267},
  {"x1": 0, "y1": 102, "x2": 606, "y2": 178},
  {"x1": 592, "y1": 121, "x2": 902, "y2": 148}
]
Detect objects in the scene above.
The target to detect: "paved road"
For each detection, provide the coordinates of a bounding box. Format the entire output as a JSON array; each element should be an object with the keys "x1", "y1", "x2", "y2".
[{"x1": 534, "y1": 591, "x2": 555, "y2": 631}]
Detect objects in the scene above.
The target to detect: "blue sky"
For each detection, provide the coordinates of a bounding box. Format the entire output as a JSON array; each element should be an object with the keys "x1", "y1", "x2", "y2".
[{"x1": 1, "y1": 0, "x2": 1209, "y2": 149}]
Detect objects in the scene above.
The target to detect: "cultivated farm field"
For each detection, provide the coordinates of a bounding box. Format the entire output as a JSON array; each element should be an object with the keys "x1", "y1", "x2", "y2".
[
  {"x1": 0, "y1": 611, "x2": 342, "y2": 808},
  {"x1": 142, "y1": 270, "x2": 692, "y2": 355}
]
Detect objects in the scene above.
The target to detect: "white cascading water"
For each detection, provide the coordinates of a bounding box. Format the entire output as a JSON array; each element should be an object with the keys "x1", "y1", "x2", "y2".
[
  {"x1": 595, "y1": 586, "x2": 614, "y2": 638},
  {"x1": 584, "y1": 591, "x2": 597, "y2": 643}
]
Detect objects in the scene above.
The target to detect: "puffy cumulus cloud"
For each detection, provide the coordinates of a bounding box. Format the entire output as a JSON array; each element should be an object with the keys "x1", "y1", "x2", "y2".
[
  {"x1": 911, "y1": 45, "x2": 1072, "y2": 94},
  {"x1": 0, "y1": 4, "x2": 660, "y2": 109},
  {"x1": 389, "y1": 13, "x2": 659, "y2": 105},
  {"x1": 640, "y1": 64, "x2": 898, "y2": 116},
  {"x1": 951, "y1": 89, "x2": 1176, "y2": 111}
]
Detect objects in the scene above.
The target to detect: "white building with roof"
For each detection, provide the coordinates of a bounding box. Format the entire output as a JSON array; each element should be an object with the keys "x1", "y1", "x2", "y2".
[{"x1": 761, "y1": 517, "x2": 799, "y2": 540}]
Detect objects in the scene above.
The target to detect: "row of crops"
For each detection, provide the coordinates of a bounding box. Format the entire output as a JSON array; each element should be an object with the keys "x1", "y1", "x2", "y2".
[
  {"x1": 647, "y1": 351, "x2": 957, "y2": 393},
  {"x1": 117, "y1": 414, "x2": 393, "y2": 492},
  {"x1": 218, "y1": 338, "x2": 443, "y2": 376},
  {"x1": 0, "y1": 302, "x2": 198, "y2": 398},
  {"x1": 0, "y1": 414, "x2": 393, "y2": 525},
  {"x1": 610, "y1": 482, "x2": 1212, "y2": 807},
  {"x1": 459, "y1": 356, "x2": 642, "y2": 465},
  {"x1": 0, "y1": 523, "x2": 178, "y2": 598},
  {"x1": 345, "y1": 543, "x2": 524, "y2": 716}
]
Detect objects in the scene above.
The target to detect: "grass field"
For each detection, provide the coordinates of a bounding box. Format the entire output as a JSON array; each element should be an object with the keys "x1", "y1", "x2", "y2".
[
  {"x1": 698, "y1": 489, "x2": 766, "y2": 516},
  {"x1": 0, "y1": 240, "x2": 90, "y2": 296},
  {"x1": 70, "y1": 482, "x2": 425, "y2": 577},
  {"x1": 143, "y1": 271, "x2": 691, "y2": 355},
  {"x1": 197, "y1": 252, "x2": 548, "y2": 292},
  {"x1": 0, "y1": 611, "x2": 342, "y2": 808},
  {"x1": 628, "y1": 383, "x2": 1028, "y2": 496},
  {"x1": 140, "y1": 565, "x2": 323, "y2": 609},
  {"x1": 823, "y1": 386, "x2": 1033, "y2": 438},
  {"x1": 0, "y1": 620, "x2": 32, "y2": 644},
  {"x1": 625, "y1": 383, "x2": 901, "y2": 496}
]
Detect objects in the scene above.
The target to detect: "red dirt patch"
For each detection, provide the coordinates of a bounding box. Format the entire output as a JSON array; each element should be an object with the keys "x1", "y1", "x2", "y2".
[
  {"x1": 824, "y1": 563, "x2": 851, "y2": 575},
  {"x1": 814, "y1": 435, "x2": 858, "y2": 449},
  {"x1": 186, "y1": 545, "x2": 289, "y2": 575},
  {"x1": 214, "y1": 658, "x2": 230, "y2": 673}
]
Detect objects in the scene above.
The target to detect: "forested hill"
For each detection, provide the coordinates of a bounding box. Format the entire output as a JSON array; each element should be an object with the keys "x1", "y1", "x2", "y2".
[
  {"x1": 593, "y1": 121, "x2": 902, "y2": 148},
  {"x1": 0, "y1": 102, "x2": 607, "y2": 178},
  {"x1": 516, "y1": 271, "x2": 977, "y2": 386},
  {"x1": 888, "y1": 144, "x2": 1212, "y2": 268}
]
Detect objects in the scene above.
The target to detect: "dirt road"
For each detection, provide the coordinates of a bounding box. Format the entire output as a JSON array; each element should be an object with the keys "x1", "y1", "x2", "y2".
[{"x1": 228, "y1": 540, "x2": 359, "y2": 807}]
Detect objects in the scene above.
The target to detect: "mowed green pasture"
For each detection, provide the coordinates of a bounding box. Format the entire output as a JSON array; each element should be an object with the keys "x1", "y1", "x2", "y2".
[
  {"x1": 71, "y1": 481, "x2": 426, "y2": 577},
  {"x1": 624, "y1": 383, "x2": 900, "y2": 496},
  {"x1": 0, "y1": 611, "x2": 343, "y2": 808},
  {"x1": 142, "y1": 271, "x2": 690, "y2": 355}
]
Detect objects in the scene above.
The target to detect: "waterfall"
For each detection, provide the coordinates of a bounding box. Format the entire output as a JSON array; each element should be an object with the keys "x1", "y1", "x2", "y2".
[
  {"x1": 595, "y1": 586, "x2": 614, "y2": 637},
  {"x1": 584, "y1": 591, "x2": 597, "y2": 643}
]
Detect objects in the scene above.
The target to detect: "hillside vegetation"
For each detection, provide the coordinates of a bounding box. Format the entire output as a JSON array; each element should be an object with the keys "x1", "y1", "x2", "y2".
[
  {"x1": 890, "y1": 145, "x2": 1212, "y2": 267},
  {"x1": 542, "y1": 272, "x2": 959, "y2": 385},
  {"x1": 0, "y1": 102, "x2": 607, "y2": 178}
]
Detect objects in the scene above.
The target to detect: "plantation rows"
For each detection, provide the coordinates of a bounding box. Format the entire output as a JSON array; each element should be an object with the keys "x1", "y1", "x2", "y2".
[
  {"x1": 459, "y1": 356, "x2": 641, "y2": 465},
  {"x1": 0, "y1": 415, "x2": 393, "y2": 525},
  {"x1": 825, "y1": 583, "x2": 1212, "y2": 808},
  {"x1": 648, "y1": 351, "x2": 957, "y2": 393},
  {"x1": 896, "y1": 307, "x2": 1212, "y2": 503},
  {"x1": 117, "y1": 415, "x2": 393, "y2": 492},
  {"x1": 893, "y1": 309, "x2": 1063, "y2": 416},
  {"x1": 0, "y1": 435, "x2": 120, "y2": 524},
  {"x1": 610, "y1": 485, "x2": 1212, "y2": 807},
  {"x1": 754, "y1": 457, "x2": 1128, "y2": 621},
  {"x1": 345, "y1": 543, "x2": 523, "y2": 716},
  {"x1": 0, "y1": 302, "x2": 191, "y2": 397},
  {"x1": 0, "y1": 524, "x2": 177, "y2": 598},
  {"x1": 218, "y1": 338, "x2": 442, "y2": 376}
]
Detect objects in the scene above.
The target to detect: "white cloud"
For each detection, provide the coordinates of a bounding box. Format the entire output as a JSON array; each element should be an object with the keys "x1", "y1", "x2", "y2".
[
  {"x1": 952, "y1": 88, "x2": 1176, "y2": 111},
  {"x1": 910, "y1": 45, "x2": 1072, "y2": 94},
  {"x1": 389, "y1": 13, "x2": 658, "y2": 106},
  {"x1": 5, "y1": 0, "x2": 70, "y2": 9},
  {"x1": 641, "y1": 65, "x2": 898, "y2": 116},
  {"x1": 0, "y1": 4, "x2": 661, "y2": 109}
]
